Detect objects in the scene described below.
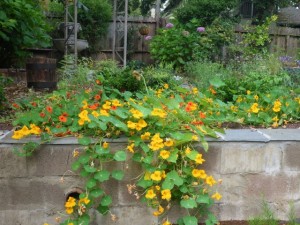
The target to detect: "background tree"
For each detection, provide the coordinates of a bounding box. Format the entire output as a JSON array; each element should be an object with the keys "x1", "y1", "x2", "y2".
[{"x1": 0, "y1": 0, "x2": 51, "y2": 68}]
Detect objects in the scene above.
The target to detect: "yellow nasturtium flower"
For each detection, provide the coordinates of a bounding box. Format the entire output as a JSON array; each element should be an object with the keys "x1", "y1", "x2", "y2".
[
  {"x1": 145, "y1": 189, "x2": 156, "y2": 199},
  {"x1": 150, "y1": 171, "x2": 162, "y2": 181},
  {"x1": 161, "y1": 189, "x2": 171, "y2": 201},
  {"x1": 211, "y1": 192, "x2": 222, "y2": 201}
]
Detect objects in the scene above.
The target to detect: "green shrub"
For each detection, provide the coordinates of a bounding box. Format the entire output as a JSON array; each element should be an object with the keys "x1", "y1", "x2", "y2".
[
  {"x1": 0, "y1": 75, "x2": 13, "y2": 110},
  {"x1": 0, "y1": 0, "x2": 52, "y2": 67},
  {"x1": 174, "y1": 0, "x2": 237, "y2": 26}
]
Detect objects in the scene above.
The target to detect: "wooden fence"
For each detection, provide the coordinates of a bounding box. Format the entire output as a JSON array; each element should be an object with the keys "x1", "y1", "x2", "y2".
[
  {"x1": 93, "y1": 16, "x2": 166, "y2": 64},
  {"x1": 235, "y1": 23, "x2": 300, "y2": 58},
  {"x1": 96, "y1": 19, "x2": 300, "y2": 64}
]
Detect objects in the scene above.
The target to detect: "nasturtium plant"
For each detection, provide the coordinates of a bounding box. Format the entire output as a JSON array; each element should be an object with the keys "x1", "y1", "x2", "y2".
[{"x1": 12, "y1": 72, "x2": 225, "y2": 225}]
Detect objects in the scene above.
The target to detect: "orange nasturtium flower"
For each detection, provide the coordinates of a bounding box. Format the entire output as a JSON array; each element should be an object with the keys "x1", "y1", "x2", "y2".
[
  {"x1": 94, "y1": 94, "x2": 101, "y2": 101},
  {"x1": 40, "y1": 112, "x2": 46, "y2": 118},
  {"x1": 46, "y1": 106, "x2": 53, "y2": 113},
  {"x1": 59, "y1": 115, "x2": 67, "y2": 123}
]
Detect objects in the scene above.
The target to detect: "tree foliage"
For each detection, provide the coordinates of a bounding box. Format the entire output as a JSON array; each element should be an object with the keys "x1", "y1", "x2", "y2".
[
  {"x1": 0, "y1": 0, "x2": 51, "y2": 67},
  {"x1": 175, "y1": 0, "x2": 238, "y2": 26}
]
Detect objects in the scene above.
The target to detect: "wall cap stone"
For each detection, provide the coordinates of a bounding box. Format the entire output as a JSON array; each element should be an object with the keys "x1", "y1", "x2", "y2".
[{"x1": 1, "y1": 129, "x2": 299, "y2": 144}]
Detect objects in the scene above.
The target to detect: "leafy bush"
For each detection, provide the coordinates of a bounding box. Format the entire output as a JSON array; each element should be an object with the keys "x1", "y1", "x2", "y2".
[
  {"x1": 175, "y1": 0, "x2": 237, "y2": 26},
  {"x1": 149, "y1": 22, "x2": 207, "y2": 70},
  {"x1": 0, "y1": 75, "x2": 13, "y2": 110},
  {"x1": 0, "y1": 0, "x2": 52, "y2": 67}
]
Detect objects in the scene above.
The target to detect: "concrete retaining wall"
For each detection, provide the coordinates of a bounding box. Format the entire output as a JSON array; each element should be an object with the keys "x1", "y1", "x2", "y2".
[{"x1": 0, "y1": 129, "x2": 299, "y2": 225}]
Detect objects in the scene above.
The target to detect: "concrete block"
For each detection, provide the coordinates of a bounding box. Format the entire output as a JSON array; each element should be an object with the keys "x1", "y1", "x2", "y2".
[
  {"x1": 223, "y1": 129, "x2": 269, "y2": 142},
  {"x1": 243, "y1": 174, "x2": 291, "y2": 202},
  {"x1": 95, "y1": 206, "x2": 158, "y2": 225},
  {"x1": 0, "y1": 145, "x2": 27, "y2": 177},
  {"x1": 2, "y1": 178, "x2": 65, "y2": 210},
  {"x1": 118, "y1": 181, "x2": 143, "y2": 206},
  {"x1": 27, "y1": 145, "x2": 73, "y2": 176},
  {"x1": 283, "y1": 142, "x2": 300, "y2": 171},
  {"x1": 220, "y1": 143, "x2": 282, "y2": 174},
  {"x1": 0, "y1": 210, "x2": 52, "y2": 225},
  {"x1": 201, "y1": 143, "x2": 222, "y2": 173}
]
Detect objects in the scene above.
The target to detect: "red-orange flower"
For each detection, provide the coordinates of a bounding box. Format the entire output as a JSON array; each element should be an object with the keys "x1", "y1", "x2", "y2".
[
  {"x1": 59, "y1": 115, "x2": 67, "y2": 123},
  {"x1": 111, "y1": 105, "x2": 117, "y2": 110},
  {"x1": 89, "y1": 104, "x2": 98, "y2": 110},
  {"x1": 40, "y1": 112, "x2": 46, "y2": 118},
  {"x1": 31, "y1": 102, "x2": 37, "y2": 107},
  {"x1": 94, "y1": 95, "x2": 101, "y2": 101},
  {"x1": 12, "y1": 103, "x2": 19, "y2": 108},
  {"x1": 209, "y1": 86, "x2": 216, "y2": 95},
  {"x1": 199, "y1": 112, "x2": 206, "y2": 119},
  {"x1": 62, "y1": 112, "x2": 68, "y2": 117},
  {"x1": 96, "y1": 79, "x2": 102, "y2": 85},
  {"x1": 46, "y1": 106, "x2": 53, "y2": 113}
]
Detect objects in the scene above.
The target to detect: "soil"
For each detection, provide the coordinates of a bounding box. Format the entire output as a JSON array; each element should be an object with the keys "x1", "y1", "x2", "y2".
[{"x1": 1, "y1": 82, "x2": 300, "y2": 131}]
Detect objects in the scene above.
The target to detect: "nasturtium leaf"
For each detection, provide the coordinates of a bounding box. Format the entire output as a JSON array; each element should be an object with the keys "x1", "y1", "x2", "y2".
[
  {"x1": 107, "y1": 117, "x2": 128, "y2": 132},
  {"x1": 86, "y1": 178, "x2": 97, "y2": 189},
  {"x1": 71, "y1": 161, "x2": 81, "y2": 171},
  {"x1": 78, "y1": 137, "x2": 92, "y2": 146},
  {"x1": 88, "y1": 121, "x2": 97, "y2": 129},
  {"x1": 100, "y1": 195, "x2": 112, "y2": 206},
  {"x1": 78, "y1": 154, "x2": 90, "y2": 164},
  {"x1": 140, "y1": 142, "x2": 149, "y2": 153},
  {"x1": 95, "y1": 145, "x2": 109, "y2": 155},
  {"x1": 167, "y1": 150, "x2": 178, "y2": 163},
  {"x1": 143, "y1": 155, "x2": 153, "y2": 164},
  {"x1": 84, "y1": 164, "x2": 97, "y2": 173},
  {"x1": 179, "y1": 185, "x2": 188, "y2": 193},
  {"x1": 97, "y1": 205, "x2": 109, "y2": 215},
  {"x1": 167, "y1": 170, "x2": 183, "y2": 186},
  {"x1": 132, "y1": 153, "x2": 142, "y2": 162},
  {"x1": 40, "y1": 133, "x2": 50, "y2": 142},
  {"x1": 94, "y1": 170, "x2": 110, "y2": 182},
  {"x1": 90, "y1": 188, "x2": 104, "y2": 198},
  {"x1": 80, "y1": 170, "x2": 89, "y2": 177},
  {"x1": 209, "y1": 77, "x2": 225, "y2": 88},
  {"x1": 196, "y1": 195, "x2": 210, "y2": 204},
  {"x1": 130, "y1": 102, "x2": 152, "y2": 117},
  {"x1": 111, "y1": 170, "x2": 124, "y2": 180},
  {"x1": 182, "y1": 216, "x2": 198, "y2": 225},
  {"x1": 113, "y1": 150, "x2": 126, "y2": 161},
  {"x1": 205, "y1": 212, "x2": 218, "y2": 225},
  {"x1": 137, "y1": 179, "x2": 153, "y2": 188},
  {"x1": 180, "y1": 198, "x2": 197, "y2": 209},
  {"x1": 162, "y1": 179, "x2": 174, "y2": 190},
  {"x1": 78, "y1": 214, "x2": 90, "y2": 225},
  {"x1": 201, "y1": 140, "x2": 209, "y2": 152},
  {"x1": 96, "y1": 120, "x2": 107, "y2": 131},
  {"x1": 113, "y1": 107, "x2": 128, "y2": 119},
  {"x1": 186, "y1": 150, "x2": 198, "y2": 160}
]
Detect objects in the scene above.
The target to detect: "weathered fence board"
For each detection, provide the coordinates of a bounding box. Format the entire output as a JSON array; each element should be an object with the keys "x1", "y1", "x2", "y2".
[{"x1": 235, "y1": 24, "x2": 300, "y2": 57}]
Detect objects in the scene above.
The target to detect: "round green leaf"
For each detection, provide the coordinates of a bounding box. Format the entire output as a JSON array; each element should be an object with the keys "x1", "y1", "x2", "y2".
[
  {"x1": 112, "y1": 170, "x2": 124, "y2": 180},
  {"x1": 182, "y1": 216, "x2": 198, "y2": 225},
  {"x1": 100, "y1": 195, "x2": 112, "y2": 206},
  {"x1": 71, "y1": 161, "x2": 81, "y2": 171},
  {"x1": 94, "y1": 170, "x2": 110, "y2": 182},
  {"x1": 78, "y1": 137, "x2": 92, "y2": 146},
  {"x1": 86, "y1": 178, "x2": 97, "y2": 189},
  {"x1": 90, "y1": 188, "x2": 104, "y2": 198},
  {"x1": 180, "y1": 198, "x2": 197, "y2": 209},
  {"x1": 84, "y1": 164, "x2": 97, "y2": 173},
  {"x1": 113, "y1": 150, "x2": 126, "y2": 161}
]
